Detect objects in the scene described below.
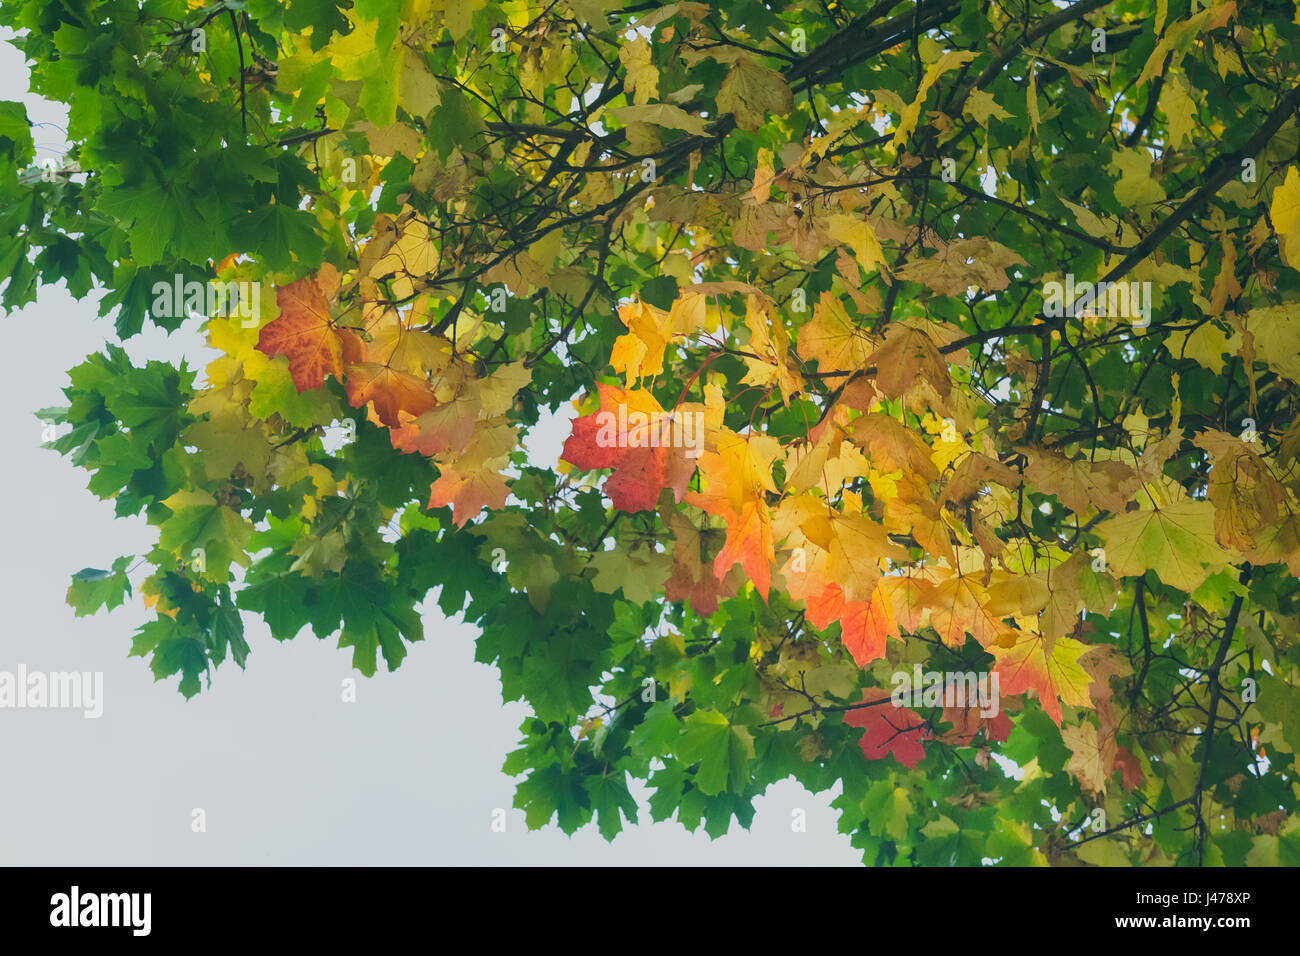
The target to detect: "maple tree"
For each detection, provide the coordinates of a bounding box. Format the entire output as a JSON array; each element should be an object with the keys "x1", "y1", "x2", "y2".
[{"x1": 4, "y1": 0, "x2": 1300, "y2": 865}]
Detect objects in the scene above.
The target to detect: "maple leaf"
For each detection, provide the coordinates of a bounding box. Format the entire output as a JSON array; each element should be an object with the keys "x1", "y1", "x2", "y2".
[
  {"x1": 608, "y1": 103, "x2": 710, "y2": 137},
  {"x1": 184, "y1": 408, "x2": 272, "y2": 489},
  {"x1": 157, "y1": 489, "x2": 254, "y2": 582},
  {"x1": 343, "y1": 361, "x2": 437, "y2": 427},
  {"x1": 354, "y1": 306, "x2": 452, "y2": 377},
  {"x1": 941, "y1": 451, "x2": 1022, "y2": 507},
  {"x1": 715, "y1": 55, "x2": 792, "y2": 131},
  {"x1": 876, "y1": 571, "x2": 934, "y2": 635},
  {"x1": 617, "y1": 36, "x2": 658, "y2": 106},
  {"x1": 473, "y1": 513, "x2": 566, "y2": 613},
  {"x1": 897, "y1": 237, "x2": 1026, "y2": 296},
  {"x1": 937, "y1": 705, "x2": 1013, "y2": 746},
  {"x1": 840, "y1": 596, "x2": 897, "y2": 668},
  {"x1": 866, "y1": 322, "x2": 952, "y2": 401},
  {"x1": 678, "y1": 709, "x2": 756, "y2": 796},
  {"x1": 560, "y1": 384, "x2": 698, "y2": 513},
  {"x1": 684, "y1": 429, "x2": 783, "y2": 599},
  {"x1": 427, "y1": 462, "x2": 511, "y2": 528},
  {"x1": 609, "y1": 298, "x2": 672, "y2": 385},
  {"x1": 1194, "y1": 430, "x2": 1283, "y2": 551},
  {"x1": 1244, "y1": 505, "x2": 1300, "y2": 576},
  {"x1": 711, "y1": 499, "x2": 775, "y2": 600},
  {"x1": 795, "y1": 291, "x2": 875, "y2": 374},
  {"x1": 824, "y1": 508, "x2": 906, "y2": 603},
  {"x1": 924, "y1": 568, "x2": 1013, "y2": 649},
  {"x1": 388, "y1": 397, "x2": 479, "y2": 457},
  {"x1": 1019, "y1": 446, "x2": 1141, "y2": 516},
  {"x1": 805, "y1": 581, "x2": 897, "y2": 667},
  {"x1": 783, "y1": 430, "x2": 836, "y2": 494},
  {"x1": 984, "y1": 568, "x2": 1052, "y2": 619},
  {"x1": 1269, "y1": 166, "x2": 1300, "y2": 268},
  {"x1": 843, "y1": 693, "x2": 928, "y2": 768},
  {"x1": 849, "y1": 413, "x2": 940, "y2": 481},
  {"x1": 1242, "y1": 304, "x2": 1300, "y2": 389},
  {"x1": 1097, "y1": 498, "x2": 1236, "y2": 594},
  {"x1": 663, "y1": 509, "x2": 740, "y2": 615},
  {"x1": 1109, "y1": 148, "x2": 1166, "y2": 206},
  {"x1": 1062, "y1": 721, "x2": 1115, "y2": 795},
  {"x1": 256, "y1": 271, "x2": 343, "y2": 391},
  {"x1": 738, "y1": 296, "x2": 803, "y2": 404},
  {"x1": 1113, "y1": 745, "x2": 1145, "y2": 790},
  {"x1": 368, "y1": 217, "x2": 439, "y2": 300},
  {"x1": 991, "y1": 632, "x2": 1092, "y2": 726},
  {"x1": 825, "y1": 214, "x2": 887, "y2": 276}
]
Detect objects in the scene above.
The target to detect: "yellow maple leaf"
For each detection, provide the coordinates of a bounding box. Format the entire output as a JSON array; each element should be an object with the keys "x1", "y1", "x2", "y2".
[
  {"x1": 826, "y1": 214, "x2": 887, "y2": 277},
  {"x1": 1269, "y1": 167, "x2": 1300, "y2": 268},
  {"x1": 618, "y1": 37, "x2": 658, "y2": 106},
  {"x1": 1097, "y1": 499, "x2": 1237, "y2": 594}
]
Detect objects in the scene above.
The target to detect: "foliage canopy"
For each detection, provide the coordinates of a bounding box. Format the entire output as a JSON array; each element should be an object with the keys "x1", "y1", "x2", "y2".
[{"x1": 4, "y1": 0, "x2": 1300, "y2": 864}]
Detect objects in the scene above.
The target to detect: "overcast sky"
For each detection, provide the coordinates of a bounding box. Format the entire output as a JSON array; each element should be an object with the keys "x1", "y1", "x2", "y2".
[{"x1": 0, "y1": 31, "x2": 859, "y2": 865}]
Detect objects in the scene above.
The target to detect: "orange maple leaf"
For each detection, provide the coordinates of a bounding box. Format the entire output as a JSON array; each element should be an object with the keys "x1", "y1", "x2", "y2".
[
  {"x1": 427, "y1": 463, "x2": 511, "y2": 528},
  {"x1": 256, "y1": 272, "x2": 343, "y2": 391},
  {"x1": 711, "y1": 499, "x2": 774, "y2": 600},
  {"x1": 991, "y1": 631, "x2": 1093, "y2": 725},
  {"x1": 805, "y1": 581, "x2": 897, "y2": 667},
  {"x1": 387, "y1": 398, "x2": 479, "y2": 457},
  {"x1": 344, "y1": 361, "x2": 437, "y2": 427}
]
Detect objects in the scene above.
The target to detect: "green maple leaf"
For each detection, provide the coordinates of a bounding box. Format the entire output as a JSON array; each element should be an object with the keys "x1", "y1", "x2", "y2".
[
  {"x1": 240, "y1": 202, "x2": 326, "y2": 274},
  {"x1": 130, "y1": 617, "x2": 209, "y2": 699},
  {"x1": 583, "y1": 772, "x2": 639, "y2": 841},
  {"x1": 677, "y1": 710, "x2": 755, "y2": 796},
  {"x1": 209, "y1": 599, "x2": 250, "y2": 669},
  {"x1": 1098, "y1": 499, "x2": 1234, "y2": 594},
  {"x1": 0, "y1": 100, "x2": 34, "y2": 166},
  {"x1": 514, "y1": 764, "x2": 590, "y2": 833},
  {"x1": 157, "y1": 490, "x2": 254, "y2": 582},
  {"x1": 67, "y1": 556, "x2": 133, "y2": 617},
  {"x1": 106, "y1": 361, "x2": 195, "y2": 451},
  {"x1": 282, "y1": 0, "x2": 354, "y2": 50}
]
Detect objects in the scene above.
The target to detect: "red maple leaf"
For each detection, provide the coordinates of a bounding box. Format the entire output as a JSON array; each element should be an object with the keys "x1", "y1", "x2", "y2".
[
  {"x1": 843, "y1": 692, "x2": 928, "y2": 768},
  {"x1": 560, "y1": 384, "x2": 696, "y2": 513}
]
